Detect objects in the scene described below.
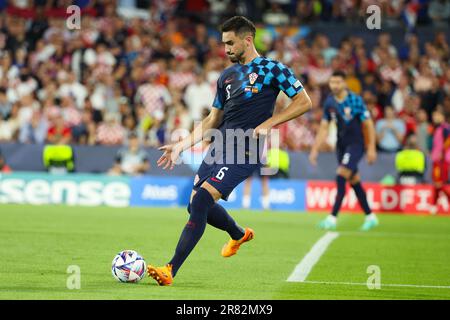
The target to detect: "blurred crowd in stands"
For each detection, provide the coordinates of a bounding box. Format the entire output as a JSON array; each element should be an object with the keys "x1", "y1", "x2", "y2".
[{"x1": 0, "y1": 0, "x2": 449, "y2": 160}]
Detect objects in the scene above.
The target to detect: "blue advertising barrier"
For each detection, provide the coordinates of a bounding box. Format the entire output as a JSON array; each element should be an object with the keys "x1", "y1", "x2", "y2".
[
  {"x1": 245, "y1": 178, "x2": 307, "y2": 211},
  {"x1": 128, "y1": 175, "x2": 306, "y2": 211},
  {"x1": 0, "y1": 171, "x2": 305, "y2": 211},
  {"x1": 130, "y1": 176, "x2": 193, "y2": 207}
]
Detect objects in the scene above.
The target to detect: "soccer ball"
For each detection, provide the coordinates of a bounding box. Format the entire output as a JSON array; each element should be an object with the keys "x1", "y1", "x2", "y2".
[{"x1": 111, "y1": 250, "x2": 147, "y2": 283}]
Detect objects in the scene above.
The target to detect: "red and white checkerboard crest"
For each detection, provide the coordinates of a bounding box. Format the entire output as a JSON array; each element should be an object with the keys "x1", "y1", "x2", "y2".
[{"x1": 248, "y1": 72, "x2": 258, "y2": 85}]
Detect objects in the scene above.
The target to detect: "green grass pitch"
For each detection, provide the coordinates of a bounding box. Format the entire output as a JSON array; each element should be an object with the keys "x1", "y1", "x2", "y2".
[{"x1": 0, "y1": 204, "x2": 449, "y2": 300}]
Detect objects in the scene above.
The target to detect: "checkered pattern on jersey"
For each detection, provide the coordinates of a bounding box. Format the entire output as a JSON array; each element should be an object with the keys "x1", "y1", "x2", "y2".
[
  {"x1": 344, "y1": 92, "x2": 369, "y2": 121},
  {"x1": 244, "y1": 57, "x2": 303, "y2": 99},
  {"x1": 323, "y1": 91, "x2": 369, "y2": 124}
]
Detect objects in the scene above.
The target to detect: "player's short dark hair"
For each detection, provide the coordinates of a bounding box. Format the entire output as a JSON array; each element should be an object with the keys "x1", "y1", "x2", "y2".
[
  {"x1": 331, "y1": 70, "x2": 347, "y2": 79},
  {"x1": 220, "y1": 16, "x2": 256, "y2": 38}
]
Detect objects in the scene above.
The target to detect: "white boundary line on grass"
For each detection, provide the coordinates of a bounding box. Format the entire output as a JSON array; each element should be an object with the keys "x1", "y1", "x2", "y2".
[
  {"x1": 301, "y1": 280, "x2": 450, "y2": 289},
  {"x1": 286, "y1": 231, "x2": 450, "y2": 289},
  {"x1": 287, "y1": 231, "x2": 339, "y2": 282}
]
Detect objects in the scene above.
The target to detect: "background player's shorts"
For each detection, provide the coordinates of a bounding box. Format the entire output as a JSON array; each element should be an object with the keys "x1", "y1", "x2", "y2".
[
  {"x1": 194, "y1": 160, "x2": 262, "y2": 201},
  {"x1": 432, "y1": 161, "x2": 449, "y2": 184},
  {"x1": 336, "y1": 143, "x2": 365, "y2": 173}
]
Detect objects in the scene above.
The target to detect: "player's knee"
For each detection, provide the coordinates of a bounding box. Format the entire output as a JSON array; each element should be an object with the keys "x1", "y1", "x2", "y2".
[
  {"x1": 190, "y1": 187, "x2": 216, "y2": 213},
  {"x1": 337, "y1": 166, "x2": 352, "y2": 180}
]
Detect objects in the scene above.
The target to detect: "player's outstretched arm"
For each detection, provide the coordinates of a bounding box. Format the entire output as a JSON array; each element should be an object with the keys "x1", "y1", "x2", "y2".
[
  {"x1": 309, "y1": 119, "x2": 329, "y2": 166},
  {"x1": 253, "y1": 90, "x2": 312, "y2": 138},
  {"x1": 362, "y1": 118, "x2": 377, "y2": 164},
  {"x1": 157, "y1": 108, "x2": 224, "y2": 170}
]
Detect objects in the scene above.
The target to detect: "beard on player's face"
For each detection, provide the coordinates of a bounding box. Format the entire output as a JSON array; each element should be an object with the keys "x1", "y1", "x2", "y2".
[
  {"x1": 330, "y1": 84, "x2": 346, "y2": 96},
  {"x1": 331, "y1": 88, "x2": 343, "y2": 95},
  {"x1": 227, "y1": 46, "x2": 245, "y2": 63}
]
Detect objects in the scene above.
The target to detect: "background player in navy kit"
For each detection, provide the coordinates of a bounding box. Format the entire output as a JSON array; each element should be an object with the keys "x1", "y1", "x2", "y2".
[
  {"x1": 309, "y1": 71, "x2": 378, "y2": 231},
  {"x1": 147, "y1": 16, "x2": 312, "y2": 286}
]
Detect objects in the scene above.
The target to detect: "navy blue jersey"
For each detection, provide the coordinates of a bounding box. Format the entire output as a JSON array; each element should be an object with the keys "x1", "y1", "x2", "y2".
[
  {"x1": 322, "y1": 91, "x2": 370, "y2": 148},
  {"x1": 195, "y1": 57, "x2": 303, "y2": 200},
  {"x1": 213, "y1": 56, "x2": 304, "y2": 131}
]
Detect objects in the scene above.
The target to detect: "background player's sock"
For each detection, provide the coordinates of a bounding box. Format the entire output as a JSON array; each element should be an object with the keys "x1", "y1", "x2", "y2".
[
  {"x1": 261, "y1": 194, "x2": 270, "y2": 210},
  {"x1": 364, "y1": 213, "x2": 377, "y2": 221},
  {"x1": 351, "y1": 182, "x2": 372, "y2": 215},
  {"x1": 242, "y1": 195, "x2": 251, "y2": 209},
  {"x1": 169, "y1": 188, "x2": 215, "y2": 277},
  {"x1": 331, "y1": 175, "x2": 347, "y2": 217},
  {"x1": 207, "y1": 203, "x2": 245, "y2": 240}
]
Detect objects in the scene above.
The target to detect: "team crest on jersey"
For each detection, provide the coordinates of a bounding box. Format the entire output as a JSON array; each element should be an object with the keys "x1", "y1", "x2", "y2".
[
  {"x1": 244, "y1": 72, "x2": 260, "y2": 94},
  {"x1": 248, "y1": 72, "x2": 258, "y2": 85},
  {"x1": 343, "y1": 106, "x2": 352, "y2": 120}
]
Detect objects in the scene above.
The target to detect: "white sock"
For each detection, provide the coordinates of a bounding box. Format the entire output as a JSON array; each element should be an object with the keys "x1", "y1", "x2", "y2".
[
  {"x1": 327, "y1": 215, "x2": 337, "y2": 224},
  {"x1": 262, "y1": 195, "x2": 270, "y2": 210},
  {"x1": 242, "y1": 195, "x2": 251, "y2": 209},
  {"x1": 365, "y1": 213, "x2": 376, "y2": 221}
]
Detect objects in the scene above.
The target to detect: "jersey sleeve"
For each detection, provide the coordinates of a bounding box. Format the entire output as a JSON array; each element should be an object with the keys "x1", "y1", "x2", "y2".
[
  {"x1": 357, "y1": 96, "x2": 371, "y2": 121},
  {"x1": 212, "y1": 75, "x2": 225, "y2": 110},
  {"x1": 322, "y1": 98, "x2": 331, "y2": 121},
  {"x1": 271, "y1": 61, "x2": 304, "y2": 98}
]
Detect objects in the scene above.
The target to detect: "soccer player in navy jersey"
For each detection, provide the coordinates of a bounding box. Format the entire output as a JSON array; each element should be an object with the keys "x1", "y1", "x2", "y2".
[
  {"x1": 309, "y1": 71, "x2": 378, "y2": 231},
  {"x1": 147, "y1": 16, "x2": 312, "y2": 286}
]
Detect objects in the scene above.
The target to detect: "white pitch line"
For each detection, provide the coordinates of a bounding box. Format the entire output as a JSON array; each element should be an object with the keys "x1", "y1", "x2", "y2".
[
  {"x1": 287, "y1": 231, "x2": 339, "y2": 282},
  {"x1": 301, "y1": 280, "x2": 450, "y2": 289}
]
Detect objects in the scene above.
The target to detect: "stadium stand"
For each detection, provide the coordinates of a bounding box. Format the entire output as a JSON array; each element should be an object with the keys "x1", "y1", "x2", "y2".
[{"x1": 0, "y1": 0, "x2": 448, "y2": 177}]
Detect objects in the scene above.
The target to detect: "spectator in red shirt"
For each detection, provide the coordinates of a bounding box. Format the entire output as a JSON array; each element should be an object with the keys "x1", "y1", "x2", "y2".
[{"x1": 47, "y1": 114, "x2": 72, "y2": 144}]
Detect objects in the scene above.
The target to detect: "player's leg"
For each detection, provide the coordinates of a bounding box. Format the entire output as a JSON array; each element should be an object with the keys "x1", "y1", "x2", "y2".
[
  {"x1": 204, "y1": 163, "x2": 257, "y2": 257},
  {"x1": 182, "y1": 161, "x2": 255, "y2": 257},
  {"x1": 320, "y1": 145, "x2": 370, "y2": 230},
  {"x1": 349, "y1": 173, "x2": 372, "y2": 215},
  {"x1": 188, "y1": 189, "x2": 245, "y2": 241},
  {"x1": 147, "y1": 182, "x2": 221, "y2": 286},
  {"x1": 242, "y1": 177, "x2": 252, "y2": 209},
  {"x1": 169, "y1": 182, "x2": 221, "y2": 274},
  {"x1": 319, "y1": 165, "x2": 352, "y2": 230},
  {"x1": 350, "y1": 173, "x2": 378, "y2": 231},
  {"x1": 319, "y1": 146, "x2": 350, "y2": 229}
]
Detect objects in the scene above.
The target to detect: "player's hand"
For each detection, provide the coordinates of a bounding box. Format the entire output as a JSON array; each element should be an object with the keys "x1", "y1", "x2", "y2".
[
  {"x1": 309, "y1": 149, "x2": 319, "y2": 166},
  {"x1": 157, "y1": 143, "x2": 182, "y2": 170},
  {"x1": 253, "y1": 123, "x2": 272, "y2": 139},
  {"x1": 367, "y1": 148, "x2": 377, "y2": 165}
]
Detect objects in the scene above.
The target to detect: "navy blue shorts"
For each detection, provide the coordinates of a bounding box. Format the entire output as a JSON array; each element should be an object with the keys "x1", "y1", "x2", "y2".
[
  {"x1": 336, "y1": 144, "x2": 365, "y2": 173},
  {"x1": 194, "y1": 160, "x2": 261, "y2": 201}
]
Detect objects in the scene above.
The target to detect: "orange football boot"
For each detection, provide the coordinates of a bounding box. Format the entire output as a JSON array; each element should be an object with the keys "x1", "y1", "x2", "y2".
[
  {"x1": 221, "y1": 228, "x2": 254, "y2": 258},
  {"x1": 147, "y1": 264, "x2": 173, "y2": 286}
]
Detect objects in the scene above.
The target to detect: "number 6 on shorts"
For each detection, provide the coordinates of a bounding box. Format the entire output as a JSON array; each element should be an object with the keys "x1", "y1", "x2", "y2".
[{"x1": 216, "y1": 167, "x2": 229, "y2": 180}]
